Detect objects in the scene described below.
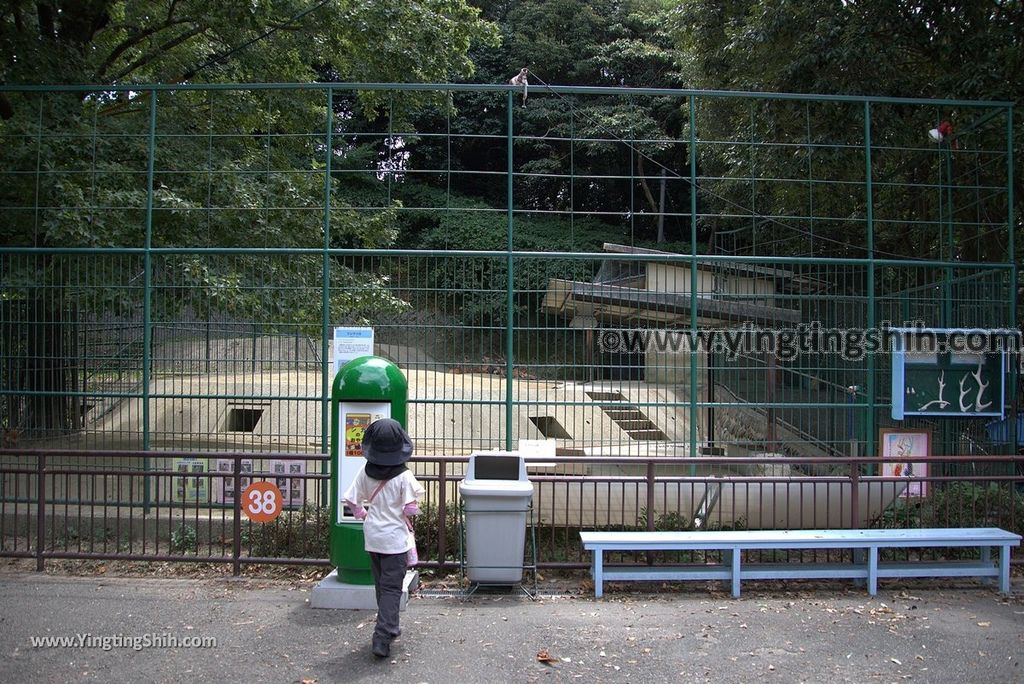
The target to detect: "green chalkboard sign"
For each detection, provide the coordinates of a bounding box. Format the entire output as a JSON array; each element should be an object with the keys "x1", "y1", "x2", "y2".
[{"x1": 891, "y1": 329, "x2": 1006, "y2": 419}]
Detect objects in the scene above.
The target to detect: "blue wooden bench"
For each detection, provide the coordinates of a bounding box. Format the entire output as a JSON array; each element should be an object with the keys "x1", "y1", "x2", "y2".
[{"x1": 579, "y1": 528, "x2": 1021, "y2": 598}]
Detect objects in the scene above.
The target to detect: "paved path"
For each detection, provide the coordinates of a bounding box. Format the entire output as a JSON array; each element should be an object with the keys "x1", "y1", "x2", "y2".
[{"x1": 1, "y1": 572, "x2": 1022, "y2": 683}]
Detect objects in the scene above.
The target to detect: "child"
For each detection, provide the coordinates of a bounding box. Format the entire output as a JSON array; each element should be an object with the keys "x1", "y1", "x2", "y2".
[{"x1": 343, "y1": 418, "x2": 424, "y2": 658}]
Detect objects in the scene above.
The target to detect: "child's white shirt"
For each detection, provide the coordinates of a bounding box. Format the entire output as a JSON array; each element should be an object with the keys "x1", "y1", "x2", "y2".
[{"x1": 344, "y1": 469, "x2": 424, "y2": 554}]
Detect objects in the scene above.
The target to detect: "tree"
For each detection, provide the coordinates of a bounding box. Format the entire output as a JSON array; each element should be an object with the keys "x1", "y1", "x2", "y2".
[
  {"x1": 0, "y1": 1, "x2": 499, "y2": 436},
  {"x1": 396, "y1": 0, "x2": 696, "y2": 248},
  {"x1": 667, "y1": 0, "x2": 1022, "y2": 263}
]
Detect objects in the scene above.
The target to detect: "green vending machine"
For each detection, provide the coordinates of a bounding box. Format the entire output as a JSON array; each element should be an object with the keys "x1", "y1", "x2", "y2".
[{"x1": 330, "y1": 355, "x2": 408, "y2": 584}]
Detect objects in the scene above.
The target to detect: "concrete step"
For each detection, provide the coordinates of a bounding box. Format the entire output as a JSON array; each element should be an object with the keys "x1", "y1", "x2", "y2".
[
  {"x1": 628, "y1": 428, "x2": 668, "y2": 441},
  {"x1": 602, "y1": 408, "x2": 645, "y2": 420},
  {"x1": 614, "y1": 419, "x2": 656, "y2": 431}
]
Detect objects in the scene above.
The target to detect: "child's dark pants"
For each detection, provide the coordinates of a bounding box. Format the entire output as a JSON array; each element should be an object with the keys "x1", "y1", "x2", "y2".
[{"x1": 368, "y1": 551, "x2": 407, "y2": 645}]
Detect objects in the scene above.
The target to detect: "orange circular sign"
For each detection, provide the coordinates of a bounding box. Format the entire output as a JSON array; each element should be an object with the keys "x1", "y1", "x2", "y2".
[{"x1": 242, "y1": 481, "x2": 283, "y2": 523}]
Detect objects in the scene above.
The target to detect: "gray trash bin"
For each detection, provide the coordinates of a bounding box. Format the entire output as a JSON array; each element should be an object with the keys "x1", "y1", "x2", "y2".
[{"x1": 459, "y1": 451, "x2": 534, "y2": 583}]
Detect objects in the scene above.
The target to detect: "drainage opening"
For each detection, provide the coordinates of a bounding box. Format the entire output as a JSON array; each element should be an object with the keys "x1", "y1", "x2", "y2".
[
  {"x1": 226, "y1": 407, "x2": 264, "y2": 432},
  {"x1": 586, "y1": 391, "x2": 625, "y2": 401},
  {"x1": 529, "y1": 415, "x2": 572, "y2": 439}
]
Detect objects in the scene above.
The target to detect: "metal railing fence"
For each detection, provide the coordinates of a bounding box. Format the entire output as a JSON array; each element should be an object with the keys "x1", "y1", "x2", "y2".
[{"x1": 2, "y1": 448, "x2": 1021, "y2": 574}]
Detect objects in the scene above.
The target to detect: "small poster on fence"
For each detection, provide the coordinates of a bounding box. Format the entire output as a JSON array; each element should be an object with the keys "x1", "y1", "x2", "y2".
[
  {"x1": 172, "y1": 457, "x2": 208, "y2": 503},
  {"x1": 212, "y1": 459, "x2": 253, "y2": 505},
  {"x1": 880, "y1": 428, "x2": 930, "y2": 498},
  {"x1": 269, "y1": 459, "x2": 306, "y2": 508}
]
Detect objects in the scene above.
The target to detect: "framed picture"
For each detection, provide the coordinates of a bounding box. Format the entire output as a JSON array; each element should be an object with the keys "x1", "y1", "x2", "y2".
[{"x1": 879, "y1": 428, "x2": 930, "y2": 497}]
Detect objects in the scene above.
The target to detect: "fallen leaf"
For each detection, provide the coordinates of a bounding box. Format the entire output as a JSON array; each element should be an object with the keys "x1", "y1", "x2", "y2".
[
  {"x1": 977, "y1": 622, "x2": 991, "y2": 628},
  {"x1": 537, "y1": 649, "x2": 560, "y2": 665},
  {"x1": 891, "y1": 658, "x2": 902, "y2": 665}
]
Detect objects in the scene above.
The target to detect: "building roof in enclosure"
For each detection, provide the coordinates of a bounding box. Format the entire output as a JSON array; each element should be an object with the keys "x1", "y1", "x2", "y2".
[
  {"x1": 599, "y1": 244, "x2": 830, "y2": 291},
  {"x1": 543, "y1": 243, "x2": 806, "y2": 327}
]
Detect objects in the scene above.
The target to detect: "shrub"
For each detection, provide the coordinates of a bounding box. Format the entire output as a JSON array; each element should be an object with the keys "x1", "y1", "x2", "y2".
[
  {"x1": 246, "y1": 504, "x2": 329, "y2": 559},
  {"x1": 411, "y1": 501, "x2": 461, "y2": 564},
  {"x1": 170, "y1": 524, "x2": 198, "y2": 553}
]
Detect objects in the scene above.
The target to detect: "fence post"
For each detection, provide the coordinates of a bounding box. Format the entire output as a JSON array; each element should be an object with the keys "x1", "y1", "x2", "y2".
[
  {"x1": 646, "y1": 460, "x2": 656, "y2": 566},
  {"x1": 688, "y1": 94, "x2": 699, "y2": 465},
  {"x1": 850, "y1": 459, "x2": 861, "y2": 530},
  {"x1": 320, "y1": 86, "x2": 334, "y2": 505},
  {"x1": 1006, "y1": 106, "x2": 1017, "y2": 457},
  {"x1": 232, "y1": 456, "x2": 242, "y2": 576},
  {"x1": 437, "y1": 459, "x2": 447, "y2": 572},
  {"x1": 863, "y1": 101, "x2": 877, "y2": 467},
  {"x1": 142, "y1": 89, "x2": 158, "y2": 513},
  {"x1": 35, "y1": 451, "x2": 45, "y2": 571},
  {"x1": 505, "y1": 90, "x2": 515, "y2": 449},
  {"x1": 646, "y1": 461, "x2": 656, "y2": 531}
]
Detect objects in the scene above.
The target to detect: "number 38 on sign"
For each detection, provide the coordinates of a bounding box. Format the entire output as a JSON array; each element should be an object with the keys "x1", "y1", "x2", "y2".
[{"x1": 242, "y1": 481, "x2": 283, "y2": 523}]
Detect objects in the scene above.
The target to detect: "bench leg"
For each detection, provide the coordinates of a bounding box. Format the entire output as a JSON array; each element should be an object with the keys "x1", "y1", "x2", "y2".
[
  {"x1": 999, "y1": 545, "x2": 1010, "y2": 594},
  {"x1": 593, "y1": 550, "x2": 604, "y2": 598},
  {"x1": 730, "y1": 547, "x2": 741, "y2": 598},
  {"x1": 852, "y1": 548, "x2": 866, "y2": 588},
  {"x1": 980, "y1": 545, "x2": 993, "y2": 586},
  {"x1": 867, "y1": 547, "x2": 878, "y2": 596}
]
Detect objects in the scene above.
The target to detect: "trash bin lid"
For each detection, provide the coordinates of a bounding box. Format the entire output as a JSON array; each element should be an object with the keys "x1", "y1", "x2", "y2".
[
  {"x1": 458, "y1": 480, "x2": 534, "y2": 497},
  {"x1": 466, "y1": 451, "x2": 528, "y2": 481}
]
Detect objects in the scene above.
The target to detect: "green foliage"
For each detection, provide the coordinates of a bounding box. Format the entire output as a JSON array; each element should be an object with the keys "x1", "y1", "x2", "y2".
[
  {"x1": 448, "y1": 0, "x2": 693, "y2": 245},
  {"x1": 876, "y1": 483, "x2": 1024, "y2": 537},
  {"x1": 425, "y1": 217, "x2": 615, "y2": 325},
  {"x1": 246, "y1": 504, "x2": 329, "y2": 559},
  {"x1": 666, "y1": 0, "x2": 1022, "y2": 262},
  {"x1": 400, "y1": 184, "x2": 623, "y2": 324},
  {"x1": 170, "y1": 523, "x2": 198, "y2": 553},
  {"x1": 0, "y1": 0, "x2": 500, "y2": 324},
  {"x1": 638, "y1": 507, "x2": 693, "y2": 532},
  {"x1": 1, "y1": 1, "x2": 498, "y2": 89},
  {"x1": 411, "y1": 501, "x2": 462, "y2": 563},
  {"x1": 54, "y1": 522, "x2": 131, "y2": 552}
]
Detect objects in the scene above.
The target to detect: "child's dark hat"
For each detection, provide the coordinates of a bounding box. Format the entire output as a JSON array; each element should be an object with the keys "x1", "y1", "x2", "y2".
[{"x1": 361, "y1": 418, "x2": 413, "y2": 466}]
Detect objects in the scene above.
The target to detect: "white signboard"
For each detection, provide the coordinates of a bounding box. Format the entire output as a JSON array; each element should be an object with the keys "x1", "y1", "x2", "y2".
[
  {"x1": 519, "y1": 439, "x2": 557, "y2": 472},
  {"x1": 332, "y1": 327, "x2": 374, "y2": 376},
  {"x1": 337, "y1": 401, "x2": 391, "y2": 523}
]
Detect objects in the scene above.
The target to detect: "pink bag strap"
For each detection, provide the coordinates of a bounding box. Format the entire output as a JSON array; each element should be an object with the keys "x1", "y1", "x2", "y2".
[
  {"x1": 367, "y1": 479, "x2": 388, "y2": 503},
  {"x1": 367, "y1": 480, "x2": 415, "y2": 533}
]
